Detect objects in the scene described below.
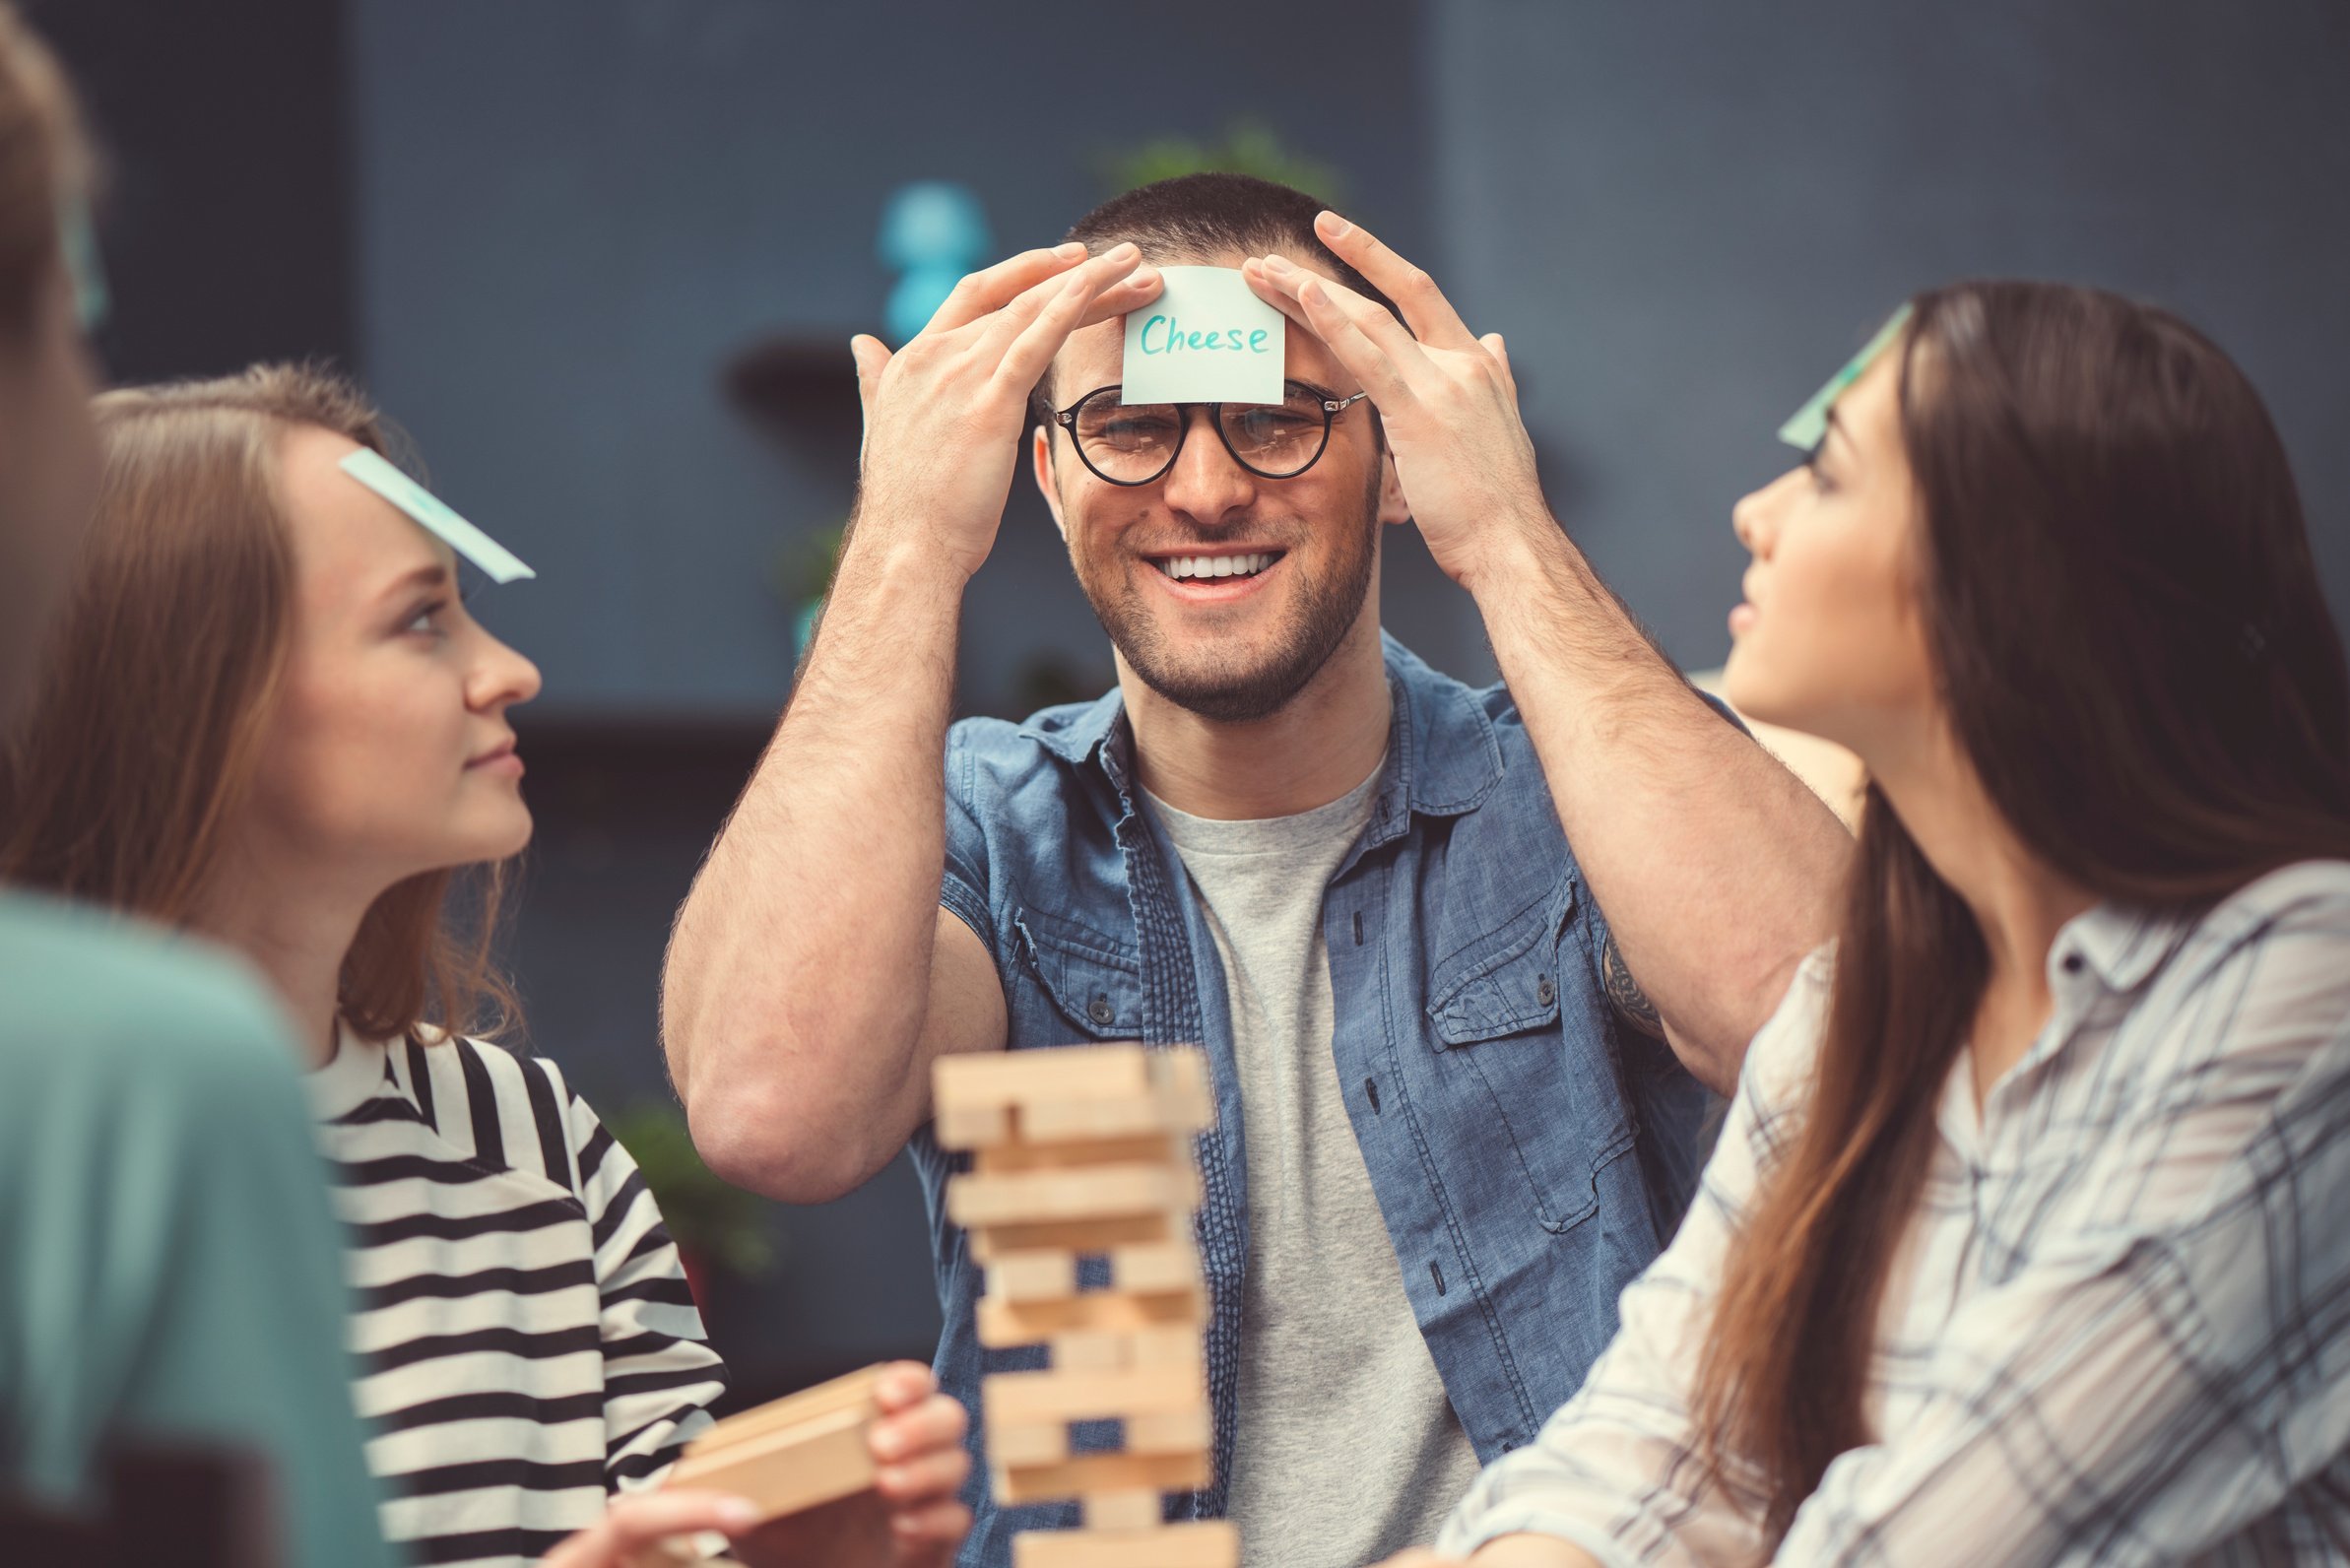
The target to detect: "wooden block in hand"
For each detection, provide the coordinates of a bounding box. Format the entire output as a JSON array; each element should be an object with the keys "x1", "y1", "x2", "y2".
[{"x1": 662, "y1": 1365, "x2": 884, "y2": 1523}]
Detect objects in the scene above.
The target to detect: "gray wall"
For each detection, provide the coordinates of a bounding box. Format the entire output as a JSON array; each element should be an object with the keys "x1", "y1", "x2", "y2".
[
  {"x1": 350, "y1": 0, "x2": 1445, "y2": 725},
  {"x1": 1430, "y1": 0, "x2": 2350, "y2": 670}
]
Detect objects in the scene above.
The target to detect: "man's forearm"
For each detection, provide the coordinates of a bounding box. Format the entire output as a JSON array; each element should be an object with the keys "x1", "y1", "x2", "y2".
[
  {"x1": 661, "y1": 528, "x2": 967, "y2": 1193},
  {"x1": 1464, "y1": 516, "x2": 1850, "y2": 1091}
]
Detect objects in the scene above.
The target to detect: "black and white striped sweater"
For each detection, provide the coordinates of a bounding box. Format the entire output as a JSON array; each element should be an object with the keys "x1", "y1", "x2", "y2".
[{"x1": 307, "y1": 1027, "x2": 726, "y2": 1567}]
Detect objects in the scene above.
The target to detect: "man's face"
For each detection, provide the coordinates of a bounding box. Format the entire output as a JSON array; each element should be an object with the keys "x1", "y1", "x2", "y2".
[{"x1": 1031, "y1": 248, "x2": 1405, "y2": 724}]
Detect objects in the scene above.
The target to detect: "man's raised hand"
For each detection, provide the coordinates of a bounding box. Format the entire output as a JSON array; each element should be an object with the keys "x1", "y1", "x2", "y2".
[
  {"x1": 1240, "y1": 213, "x2": 1549, "y2": 593},
  {"x1": 849, "y1": 242, "x2": 1159, "y2": 582}
]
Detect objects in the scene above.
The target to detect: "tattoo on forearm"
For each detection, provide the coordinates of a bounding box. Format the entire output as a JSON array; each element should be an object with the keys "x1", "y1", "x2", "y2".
[{"x1": 1603, "y1": 937, "x2": 1665, "y2": 1039}]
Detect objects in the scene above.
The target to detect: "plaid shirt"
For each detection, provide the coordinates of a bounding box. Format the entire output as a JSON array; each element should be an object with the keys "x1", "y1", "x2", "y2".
[{"x1": 1436, "y1": 860, "x2": 2350, "y2": 1567}]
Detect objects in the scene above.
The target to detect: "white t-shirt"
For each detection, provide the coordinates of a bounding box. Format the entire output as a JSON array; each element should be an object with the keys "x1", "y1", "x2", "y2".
[{"x1": 1149, "y1": 765, "x2": 1486, "y2": 1568}]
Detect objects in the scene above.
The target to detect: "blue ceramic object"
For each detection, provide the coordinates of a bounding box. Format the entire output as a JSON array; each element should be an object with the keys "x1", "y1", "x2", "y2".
[{"x1": 879, "y1": 181, "x2": 990, "y2": 345}]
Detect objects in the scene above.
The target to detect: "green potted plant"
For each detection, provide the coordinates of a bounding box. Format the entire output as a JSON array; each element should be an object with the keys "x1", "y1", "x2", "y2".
[{"x1": 605, "y1": 1101, "x2": 778, "y2": 1311}]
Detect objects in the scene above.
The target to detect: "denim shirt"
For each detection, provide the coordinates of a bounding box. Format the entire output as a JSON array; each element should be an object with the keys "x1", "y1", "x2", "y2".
[{"x1": 916, "y1": 635, "x2": 1716, "y2": 1566}]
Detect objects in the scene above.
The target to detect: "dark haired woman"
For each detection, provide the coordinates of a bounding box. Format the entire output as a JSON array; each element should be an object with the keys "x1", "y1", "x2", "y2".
[
  {"x1": 1381, "y1": 284, "x2": 2350, "y2": 1564},
  {"x1": 1, "y1": 364, "x2": 975, "y2": 1568}
]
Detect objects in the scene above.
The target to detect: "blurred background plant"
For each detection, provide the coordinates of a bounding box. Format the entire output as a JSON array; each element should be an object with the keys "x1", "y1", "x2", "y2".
[
  {"x1": 605, "y1": 1100, "x2": 778, "y2": 1307},
  {"x1": 1097, "y1": 118, "x2": 1345, "y2": 203}
]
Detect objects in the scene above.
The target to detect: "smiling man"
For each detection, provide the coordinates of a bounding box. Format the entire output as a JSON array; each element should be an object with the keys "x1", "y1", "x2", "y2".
[{"x1": 662, "y1": 173, "x2": 1850, "y2": 1568}]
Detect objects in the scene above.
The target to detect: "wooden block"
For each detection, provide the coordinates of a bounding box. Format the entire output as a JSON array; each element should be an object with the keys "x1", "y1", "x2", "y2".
[
  {"x1": 947, "y1": 1163, "x2": 1200, "y2": 1228},
  {"x1": 1019, "y1": 1082, "x2": 1211, "y2": 1143},
  {"x1": 1108, "y1": 1242, "x2": 1201, "y2": 1294},
  {"x1": 1047, "y1": 1329, "x2": 1133, "y2": 1371},
  {"x1": 978, "y1": 1286, "x2": 1206, "y2": 1347},
  {"x1": 936, "y1": 1045, "x2": 1153, "y2": 1113},
  {"x1": 976, "y1": 1133, "x2": 1186, "y2": 1173},
  {"x1": 987, "y1": 1421, "x2": 1070, "y2": 1468},
  {"x1": 984, "y1": 1360, "x2": 1206, "y2": 1428},
  {"x1": 664, "y1": 1402, "x2": 874, "y2": 1520},
  {"x1": 1012, "y1": 1521, "x2": 1239, "y2": 1568},
  {"x1": 985, "y1": 1249, "x2": 1079, "y2": 1303},
  {"x1": 1125, "y1": 1405, "x2": 1211, "y2": 1456},
  {"x1": 1083, "y1": 1489, "x2": 1163, "y2": 1530},
  {"x1": 937, "y1": 1100, "x2": 1012, "y2": 1150},
  {"x1": 1043, "y1": 1325, "x2": 1201, "y2": 1372},
  {"x1": 683, "y1": 1364, "x2": 883, "y2": 1454},
  {"x1": 967, "y1": 1210, "x2": 1179, "y2": 1262},
  {"x1": 995, "y1": 1449, "x2": 1208, "y2": 1506}
]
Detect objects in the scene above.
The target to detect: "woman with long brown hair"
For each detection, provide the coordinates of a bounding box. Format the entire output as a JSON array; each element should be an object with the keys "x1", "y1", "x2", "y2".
[
  {"x1": 1403, "y1": 283, "x2": 2350, "y2": 1564},
  {"x1": 0, "y1": 363, "x2": 975, "y2": 1568}
]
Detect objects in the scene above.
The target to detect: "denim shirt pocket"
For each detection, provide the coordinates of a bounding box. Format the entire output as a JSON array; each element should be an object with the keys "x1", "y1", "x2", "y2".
[
  {"x1": 1011, "y1": 905, "x2": 1145, "y2": 1041},
  {"x1": 1425, "y1": 877, "x2": 1632, "y2": 1235}
]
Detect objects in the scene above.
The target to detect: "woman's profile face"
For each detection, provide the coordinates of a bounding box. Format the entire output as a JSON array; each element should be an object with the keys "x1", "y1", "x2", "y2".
[
  {"x1": 1723, "y1": 350, "x2": 1936, "y2": 761},
  {"x1": 240, "y1": 425, "x2": 542, "y2": 892}
]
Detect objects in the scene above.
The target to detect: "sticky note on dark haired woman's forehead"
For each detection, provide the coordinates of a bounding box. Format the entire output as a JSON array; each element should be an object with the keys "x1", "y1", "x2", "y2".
[
  {"x1": 339, "y1": 449, "x2": 536, "y2": 584},
  {"x1": 1121, "y1": 266, "x2": 1285, "y2": 406},
  {"x1": 1778, "y1": 303, "x2": 1913, "y2": 451}
]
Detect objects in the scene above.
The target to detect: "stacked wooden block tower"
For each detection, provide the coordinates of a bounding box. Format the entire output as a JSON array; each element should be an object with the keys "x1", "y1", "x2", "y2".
[{"x1": 935, "y1": 1042, "x2": 1238, "y2": 1568}]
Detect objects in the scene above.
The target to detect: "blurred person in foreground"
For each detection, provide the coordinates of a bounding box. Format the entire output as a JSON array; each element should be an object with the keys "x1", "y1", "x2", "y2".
[
  {"x1": 0, "y1": 8, "x2": 396, "y2": 1565},
  {"x1": 663, "y1": 173, "x2": 1852, "y2": 1567}
]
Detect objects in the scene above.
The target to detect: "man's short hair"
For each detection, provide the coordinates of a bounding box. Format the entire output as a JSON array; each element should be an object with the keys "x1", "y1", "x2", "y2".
[{"x1": 1030, "y1": 171, "x2": 1399, "y2": 428}]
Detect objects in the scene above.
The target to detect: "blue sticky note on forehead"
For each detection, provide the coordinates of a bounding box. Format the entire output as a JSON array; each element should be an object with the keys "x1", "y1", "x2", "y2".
[
  {"x1": 339, "y1": 449, "x2": 536, "y2": 584},
  {"x1": 1777, "y1": 303, "x2": 1913, "y2": 451},
  {"x1": 1120, "y1": 266, "x2": 1285, "y2": 406}
]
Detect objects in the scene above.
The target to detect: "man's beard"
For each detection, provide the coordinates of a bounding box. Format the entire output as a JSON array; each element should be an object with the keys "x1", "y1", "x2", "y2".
[{"x1": 1074, "y1": 465, "x2": 1382, "y2": 724}]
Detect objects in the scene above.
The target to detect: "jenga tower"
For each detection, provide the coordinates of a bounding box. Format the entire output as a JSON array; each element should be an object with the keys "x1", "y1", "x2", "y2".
[{"x1": 934, "y1": 1043, "x2": 1238, "y2": 1568}]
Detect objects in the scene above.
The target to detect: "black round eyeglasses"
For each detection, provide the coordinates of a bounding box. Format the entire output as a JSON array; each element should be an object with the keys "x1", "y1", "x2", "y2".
[{"x1": 1051, "y1": 380, "x2": 1372, "y2": 488}]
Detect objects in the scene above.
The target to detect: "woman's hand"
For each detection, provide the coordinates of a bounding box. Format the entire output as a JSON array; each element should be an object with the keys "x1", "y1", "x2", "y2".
[
  {"x1": 1240, "y1": 213, "x2": 1551, "y2": 596},
  {"x1": 733, "y1": 1361, "x2": 973, "y2": 1568},
  {"x1": 539, "y1": 1488, "x2": 760, "y2": 1568}
]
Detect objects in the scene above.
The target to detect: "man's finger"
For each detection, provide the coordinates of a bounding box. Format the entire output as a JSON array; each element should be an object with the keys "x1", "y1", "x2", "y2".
[
  {"x1": 1077, "y1": 264, "x2": 1165, "y2": 328},
  {"x1": 989, "y1": 272, "x2": 1099, "y2": 400},
  {"x1": 1259, "y1": 259, "x2": 1438, "y2": 395},
  {"x1": 1293, "y1": 275, "x2": 1421, "y2": 414},
  {"x1": 925, "y1": 242, "x2": 1089, "y2": 336},
  {"x1": 1313, "y1": 210, "x2": 1481, "y2": 351},
  {"x1": 1481, "y1": 331, "x2": 1518, "y2": 399},
  {"x1": 1239, "y1": 260, "x2": 1323, "y2": 340},
  {"x1": 851, "y1": 334, "x2": 891, "y2": 426},
  {"x1": 975, "y1": 244, "x2": 1142, "y2": 359}
]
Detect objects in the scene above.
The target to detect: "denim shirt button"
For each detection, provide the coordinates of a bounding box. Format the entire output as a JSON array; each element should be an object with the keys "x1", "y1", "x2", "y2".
[
  {"x1": 1536, "y1": 975, "x2": 1555, "y2": 1006},
  {"x1": 1088, "y1": 994, "x2": 1114, "y2": 1025}
]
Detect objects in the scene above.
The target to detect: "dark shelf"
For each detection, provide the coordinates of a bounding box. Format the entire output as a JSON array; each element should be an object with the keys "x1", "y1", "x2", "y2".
[{"x1": 722, "y1": 333, "x2": 864, "y2": 460}]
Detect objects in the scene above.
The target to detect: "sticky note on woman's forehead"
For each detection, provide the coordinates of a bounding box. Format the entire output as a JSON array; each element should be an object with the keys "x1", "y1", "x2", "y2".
[
  {"x1": 1777, "y1": 303, "x2": 1914, "y2": 451},
  {"x1": 339, "y1": 448, "x2": 536, "y2": 583},
  {"x1": 1120, "y1": 266, "x2": 1285, "y2": 406}
]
